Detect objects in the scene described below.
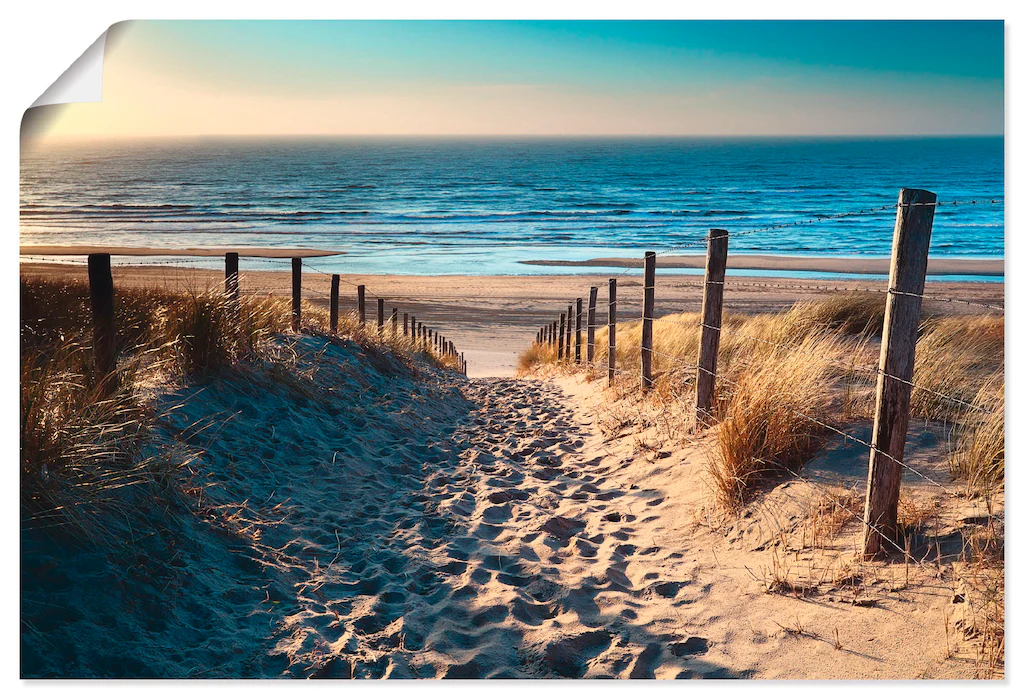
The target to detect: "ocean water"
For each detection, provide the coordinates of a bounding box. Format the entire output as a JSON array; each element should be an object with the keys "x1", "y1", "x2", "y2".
[{"x1": 20, "y1": 137, "x2": 1004, "y2": 278}]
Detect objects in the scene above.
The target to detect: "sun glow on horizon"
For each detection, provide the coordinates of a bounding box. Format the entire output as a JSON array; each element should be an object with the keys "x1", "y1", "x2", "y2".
[{"x1": 24, "y1": 20, "x2": 1004, "y2": 146}]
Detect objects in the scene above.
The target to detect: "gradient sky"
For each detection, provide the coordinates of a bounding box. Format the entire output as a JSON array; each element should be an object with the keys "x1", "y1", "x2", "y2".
[{"x1": 30, "y1": 20, "x2": 1005, "y2": 140}]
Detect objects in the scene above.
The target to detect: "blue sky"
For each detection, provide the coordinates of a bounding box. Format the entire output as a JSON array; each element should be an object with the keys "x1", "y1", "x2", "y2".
[{"x1": 46, "y1": 20, "x2": 1005, "y2": 138}]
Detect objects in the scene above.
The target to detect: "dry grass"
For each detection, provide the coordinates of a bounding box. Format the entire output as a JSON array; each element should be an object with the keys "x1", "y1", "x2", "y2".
[
  {"x1": 951, "y1": 520, "x2": 1005, "y2": 677},
  {"x1": 521, "y1": 292, "x2": 1004, "y2": 505},
  {"x1": 948, "y1": 383, "x2": 1004, "y2": 501},
  {"x1": 708, "y1": 335, "x2": 845, "y2": 511},
  {"x1": 20, "y1": 274, "x2": 460, "y2": 539},
  {"x1": 517, "y1": 340, "x2": 558, "y2": 374},
  {"x1": 911, "y1": 315, "x2": 1004, "y2": 421}
]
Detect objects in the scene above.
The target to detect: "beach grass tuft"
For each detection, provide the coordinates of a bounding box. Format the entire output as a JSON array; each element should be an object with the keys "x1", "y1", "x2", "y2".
[{"x1": 20, "y1": 274, "x2": 461, "y2": 539}]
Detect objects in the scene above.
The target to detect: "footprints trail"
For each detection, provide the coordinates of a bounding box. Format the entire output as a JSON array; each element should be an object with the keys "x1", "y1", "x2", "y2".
[{"x1": 287, "y1": 376, "x2": 720, "y2": 679}]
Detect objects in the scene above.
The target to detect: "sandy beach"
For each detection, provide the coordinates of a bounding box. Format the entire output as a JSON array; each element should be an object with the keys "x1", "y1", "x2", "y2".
[{"x1": 20, "y1": 262, "x2": 1005, "y2": 377}]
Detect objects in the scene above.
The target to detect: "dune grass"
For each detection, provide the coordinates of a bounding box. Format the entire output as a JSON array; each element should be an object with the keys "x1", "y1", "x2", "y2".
[
  {"x1": 20, "y1": 274, "x2": 460, "y2": 539},
  {"x1": 519, "y1": 292, "x2": 1004, "y2": 508}
]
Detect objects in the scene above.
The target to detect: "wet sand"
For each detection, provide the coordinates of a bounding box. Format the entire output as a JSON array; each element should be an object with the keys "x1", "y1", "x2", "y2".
[{"x1": 521, "y1": 254, "x2": 1004, "y2": 277}]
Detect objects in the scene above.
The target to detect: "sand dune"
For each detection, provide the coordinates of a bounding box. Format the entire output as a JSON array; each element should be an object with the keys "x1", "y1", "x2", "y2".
[{"x1": 22, "y1": 330, "x2": 990, "y2": 678}]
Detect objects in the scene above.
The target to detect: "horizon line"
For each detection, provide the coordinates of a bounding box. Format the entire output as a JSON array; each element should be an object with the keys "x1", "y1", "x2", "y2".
[{"x1": 25, "y1": 132, "x2": 1005, "y2": 142}]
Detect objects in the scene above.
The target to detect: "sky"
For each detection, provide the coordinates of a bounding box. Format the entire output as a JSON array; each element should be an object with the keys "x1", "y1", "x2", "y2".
[{"x1": 27, "y1": 20, "x2": 1005, "y2": 140}]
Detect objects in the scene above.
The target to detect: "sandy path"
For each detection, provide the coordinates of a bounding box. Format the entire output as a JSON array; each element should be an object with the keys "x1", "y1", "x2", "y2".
[{"x1": 269, "y1": 376, "x2": 718, "y2": 678}]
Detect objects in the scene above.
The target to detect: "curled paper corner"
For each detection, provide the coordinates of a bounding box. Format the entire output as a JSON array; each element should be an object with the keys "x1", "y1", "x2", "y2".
[{"x1": 30, "y1": 30, "x2": 109, "y2": 108}]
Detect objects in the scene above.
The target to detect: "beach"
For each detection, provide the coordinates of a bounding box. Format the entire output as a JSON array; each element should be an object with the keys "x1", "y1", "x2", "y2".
[{"x1": 19, "y1": 261, "x2": 1005, "y2": 377}]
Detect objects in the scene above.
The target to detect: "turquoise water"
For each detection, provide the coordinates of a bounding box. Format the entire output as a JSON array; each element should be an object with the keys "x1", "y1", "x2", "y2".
[{"x1": 20, "y1": 137, "x2": 1003, "y2": 279}]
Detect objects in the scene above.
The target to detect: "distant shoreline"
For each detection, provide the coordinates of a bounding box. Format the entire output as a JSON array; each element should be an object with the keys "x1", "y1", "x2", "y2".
[
  {"x1": 19, "y1": 245, "x2": 345, "y2": 259},
  {"x1": 519, "y1": 254, "x2": 1004, "y2": 277}
]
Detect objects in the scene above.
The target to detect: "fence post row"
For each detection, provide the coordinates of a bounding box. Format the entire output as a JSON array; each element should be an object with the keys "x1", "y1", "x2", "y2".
[
  {"x1": 695, "y1": 229, "x2": 729, "y2": 428},
  {"x1": 640, "y1": 252, "x2": 656, "y2": 392},
  {"x1": 575, "y1": 297, "x2": 583, "y2": 364},
  {"x1": 587, "y1": 286, "x2": 598, "y2": 363},
  {"x1": 863, "y1": 188, "x2": 937, "y2": 559},
  {"x1": 608, "y1": 278, "x2": 617, "y2": 386},
  {"x1": 330, "y1": 274, "x2": 340, "y2": 333},
  {"x1": 291, "y1": 257, "x2": 302, "y2": 332},
  {"x1": 357, "y1": 285, "x2": 366, "y2": 325},
  {"x1": 87, "y1": 253, "x2": 117, "y2": 397}
]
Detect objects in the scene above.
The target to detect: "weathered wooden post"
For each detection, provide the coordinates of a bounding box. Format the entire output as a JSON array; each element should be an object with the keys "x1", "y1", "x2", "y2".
[
  {"x1": 391, "y1": 307, "x2": 398, "y2": 337},
  {"x1": 88, "y1": 253, "x2": 116, "y2": 396},
  {"x1": 863, "y1": 188, "x2": 937, "y2": 558},
  {"x1": 329, "y1": 274, "x2": 340, "y2": 333},
  {"x1": 377, "y1": 298, "x2": 385, "y2": 337},
  {"x1": 695, "y1": 229, "x2": 729, "y2": 427},
  {"x1": 587, "y1": 286, "x2": 598, "y2": 363},
  {"x1": 403, "y1": 312, "x2": 409, "y2": 336},
  {"x1": 291, "y1": 257, "x2": 302, "y2": 332},
  {"x1": 225, "y1": 252, "x2": 239, "y2": 305},
  {"x1": 566, "y1": 304, "x2": 574, "y2": 364},
  {"x1": 575, "y1": 297, "x2": 583, "y2": 364},
  {"x1": 640, "y1": 252, "x2": 655, "y2": 392},
  {"x1": 357, "y1": 285, "x2": 366, "y2": 325},
  {"x1": 608, "y1": 278, "x2": 617, "y2": 386},
  {"x1": 558, "y1": 313, "x2": 566, "y2": 360}
]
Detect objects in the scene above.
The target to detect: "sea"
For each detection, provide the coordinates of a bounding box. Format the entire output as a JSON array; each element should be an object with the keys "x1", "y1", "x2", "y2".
[{"x1": 20, "y1": 137, "x2": 1004, "y2": 281}]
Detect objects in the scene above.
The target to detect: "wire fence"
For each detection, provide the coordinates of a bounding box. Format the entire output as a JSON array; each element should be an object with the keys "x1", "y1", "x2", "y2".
[{"x1": 533, "y1": 190, "x2": 1003, "y2": 560}]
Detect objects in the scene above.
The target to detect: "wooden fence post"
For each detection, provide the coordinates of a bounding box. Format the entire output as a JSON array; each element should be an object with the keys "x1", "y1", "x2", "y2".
[
  {"x1": 640, "y1": 252, "x2": 655, "y2": 392},
  {"x1": 863, "y1": 188, "x2": 937, "y2": 558},
  {"x1": 357, "y1": 285, "x2": 366, "y2": 325},
  {"x1": 88, "y1": 253, "x2": 116, "y2": 396},
  {"x1": 291, "y1": 257, "x2": 302, "y2": 332},
  {"x1": 329, "y1": 274, "x2": 340, "y2": 333},
  {"x1": 695, "y1": 229, "x2": 729, "y2": 427},
  {"x1": 377, "y1": 298, "x2": 384, "y2": 337},
  {"x1": 403, "y1": 312, "x2": 409, "y2": 336},
  {"x1": 587, "y1": 286, "x2": 598, "y2": 363},
  {"x1": 558, "y1": 313, "x2": 566, "y2": 360},
  {"x1": 225, "y1": 252, "x2": 239, "y2": 306},
  {"x1": 608, "y1": 278, "x2": 617, "y2": 386},
  {"x1": 575, "y1": 297, "x2": 583, "y2": 364},
  {"x1": 566, "y1": 304, "x2": 574, "y2": 364},
  {"x1": 391, "y1": 307, "x2": 398, "y2": 337}
]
